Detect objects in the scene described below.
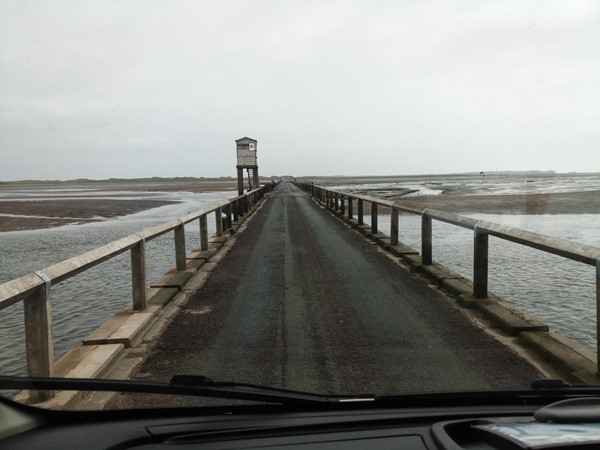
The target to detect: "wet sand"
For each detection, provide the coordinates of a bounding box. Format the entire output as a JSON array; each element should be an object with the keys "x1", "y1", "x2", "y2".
[
  {"x1": 77, "y1": 179, "x2": 238, "y2": 193},
  {"x1": 0, "y1": 179, "x2": 242, "y2": 232},
  {"x1": 1, "y1": 178, "x2": 598, "y2": 232},
  {"x1": 395, "y1": 190, "x2": 600, "y2": 215},
  {"x1": 0, "y1": 199, "x2": 179, "y2": 232}
]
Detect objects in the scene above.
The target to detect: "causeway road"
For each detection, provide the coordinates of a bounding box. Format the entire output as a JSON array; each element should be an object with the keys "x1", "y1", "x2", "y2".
[{"x1": 114, "y1": 182, "x2": 540, "y2": 406}]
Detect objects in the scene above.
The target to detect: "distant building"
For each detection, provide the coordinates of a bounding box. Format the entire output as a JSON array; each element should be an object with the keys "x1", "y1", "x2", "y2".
[
  {"x1": 235, "y1": 137, "x2": 257, "y2": 166},
  {"x1": 235, "y1": 137, "x2": 259, "y2": 194}
]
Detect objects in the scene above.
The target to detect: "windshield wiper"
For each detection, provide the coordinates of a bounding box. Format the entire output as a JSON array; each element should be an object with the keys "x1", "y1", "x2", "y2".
[
  {"x1": 7, "y1": 376, "x2": 594, "y2": 407},
  {"x1": 0, "y1": 375, "x2": 375, "y2": 406},
  {"x1": 374, "y1": 380, "x2": 600, "y2": 406},
  {"x1": 530, "y1": 379, "x2": 575, "y2": 389}
]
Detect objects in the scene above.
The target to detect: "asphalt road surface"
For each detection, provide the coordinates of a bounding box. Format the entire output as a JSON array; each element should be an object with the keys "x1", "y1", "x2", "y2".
[{"x1": 113, "y1": 182, "x2": 540, "y2": 407}]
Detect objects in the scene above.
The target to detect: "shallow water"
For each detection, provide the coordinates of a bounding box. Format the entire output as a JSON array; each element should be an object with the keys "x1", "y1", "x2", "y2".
[
  {"x1": 331, "y1": 173, "x2": 600, "y2": 197},
  {"x1": 331, "y1": 174, "x2": 600, "y2": 351},
  {"x1": 0, "y1": 190, "x2": 234, "y2": 376},
  {"x1": 362, "y1": 211, "x2": 599, "y2": 351},
  {"x1": 1, "y1": 177, "x2": 599, "y2": 378}
]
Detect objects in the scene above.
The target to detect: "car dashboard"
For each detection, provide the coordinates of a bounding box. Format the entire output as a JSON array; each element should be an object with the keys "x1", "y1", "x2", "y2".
[{"x1": 3, "y1": 398, "x2": 600, "y2": 450}]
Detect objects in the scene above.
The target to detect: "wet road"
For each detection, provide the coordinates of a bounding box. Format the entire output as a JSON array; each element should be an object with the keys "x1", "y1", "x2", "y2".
[{"x1": 117, "y1": 182, "x2": 540, "y2": 406}]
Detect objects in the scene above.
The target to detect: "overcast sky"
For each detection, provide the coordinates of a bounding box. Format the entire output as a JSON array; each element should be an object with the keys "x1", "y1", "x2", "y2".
[{"x1": 0, "y1": 0, "x2": 598, "y2": 180}]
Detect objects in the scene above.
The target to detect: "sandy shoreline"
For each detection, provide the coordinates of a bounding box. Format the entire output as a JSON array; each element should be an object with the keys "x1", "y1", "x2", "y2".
[
  {"x1": 0, "y1": 199, "x2": 180, "y2": 232},
  {"x1": 0, "y1": 179, "x2": 239, "y2": 232},
  {"x1": 1, "y1": 179, "x2": 598, "y2": 232},
  {"x1": 396, "y1": 190, "x2": 600, "y2": 215}
]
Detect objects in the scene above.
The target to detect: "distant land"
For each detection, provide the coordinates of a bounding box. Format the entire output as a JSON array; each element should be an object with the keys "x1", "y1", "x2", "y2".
[
  {"x1": 4, "y1": 170, "x2": 596, "y2": 185},
  {"x1": 0, "y1": 176, "x2": 238, "y2": 185},
  {"x1": 1, "y1": 172, "x2": 598, "y2": 232}
]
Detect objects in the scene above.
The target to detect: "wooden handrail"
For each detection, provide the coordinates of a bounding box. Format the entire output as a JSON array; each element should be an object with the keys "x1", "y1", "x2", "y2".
[
  {"x1": 0, "y1": 184, "x2": 272, "y2": 390},
  {"x1": 299, "y1": 182, "x2": 600, "y2": 374},
  {"x1": 303, "y1": 183, "x2": 600, "y2": 267}
]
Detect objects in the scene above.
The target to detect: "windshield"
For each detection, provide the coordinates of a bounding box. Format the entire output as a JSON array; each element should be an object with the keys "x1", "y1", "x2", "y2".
[{"x1": 0, "y1": 1, "x2": 599, "y2": 410}]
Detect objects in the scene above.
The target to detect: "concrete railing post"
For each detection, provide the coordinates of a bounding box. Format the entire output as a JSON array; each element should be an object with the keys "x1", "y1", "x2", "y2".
[
  {"x1": 131, "y1": 239, "x2": 147, "y2": 311},
  {"x1": 473, "y1": 225, "x2": 489, "y2": 298},
  {"x1": 24, "y1": 284, "x2": 54, "y2": 402},
  {"x1": 358, "y1": 199, "x2": 364, "y2": 225},
  {"x1": 174, "y1": 223, "x2": 187, "y2": 271},
  {"x1": 340, "y1": 194, "x2": 346, "y2": 215},
  {"x1": 199, "y1": 214, "x2": 209, "y2": 251},
  {"x1": 371, "y1": 202, "x2": 378, "y2": 233},
  {"x1": 391, "y1": 206, "x2": 399, "y2": 246},
  {"x1": 334, "y1": 193, "x2": 339, "y2": 212},
  {"x1": 421, "y1": 214, "x2": 432, "y2": 265},
  {"x1": 215, "y1": 207, "x2": 223, "y2": 237}
]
